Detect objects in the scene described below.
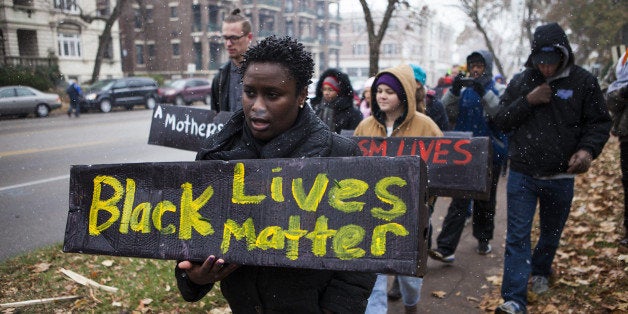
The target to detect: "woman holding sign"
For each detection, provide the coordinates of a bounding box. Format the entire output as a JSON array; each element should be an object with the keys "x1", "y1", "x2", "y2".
[
  {"x1": 175, "y1": 36, "x2": 376, "y2": 313},
  {"x1": 354, "y1": 64, "x2": 443, "y2": 313}
]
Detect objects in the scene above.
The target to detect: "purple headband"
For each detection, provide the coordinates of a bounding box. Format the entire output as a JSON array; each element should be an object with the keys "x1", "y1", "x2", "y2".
[{"x1": 375, "y1": 73, "x2": 404, "y2": 97}]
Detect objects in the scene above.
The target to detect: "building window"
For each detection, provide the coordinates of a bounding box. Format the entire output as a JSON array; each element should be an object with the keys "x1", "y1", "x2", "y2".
[
  {"x1": 172, "y1": 43, "x2": 180, "y2": 57},
  {"x1": 97, "y1": 0, "x2": 110, "y2": 16},
  {"x1": 194, "y1": 42, "x2": 202, "y2": 71},
  {"x1": 146, "y1": 8, "x2": 153, "y2": 22},
  {"x1": 147, "y1": 44, "x2": 155, "y2": 58},
  {"x1": 192, "y1": 4, "x2": 202, "y2": 32},
  {"x1": 286, "y1": 0, "x2": 293, "y2": 12},
  {"x1": 352, "y1": 44, "x2": 367, "y2": 56},
  {"x1": 316, "y1": 3, "x2": 325, "y2": 17},
  {"x1": 134, "y1": 9, "x2": 143, "y2": 29},
  {"x1": 54, "y1": 0, "x2": 78, "y2": 13},
  {"x1": 136, "y1": 44, "x2": 144, "y2": 64},
  {"x1": 353, "y1": 21, "x2": 365, "y2": 33},
  {"x1": 170, "y1": 6, "x2": 178, "y2": 19},
  {"x1": 14, "y1": 0, "x2": 33, "y2": 6},
  {"x1": 103, "y1": 37, "x2": 113, "y2": 59},
  {"x1": 286, "y1": 21, "x2": 294, "y2": 36},
  {"x1": 57, "y1": 33, "x2": 81, "y2": 58},
  {"x1": 17, "y1": 29, "x2": 38, "y2": 56},
  {"x1": 382, "y1": 43, "x2": 399, "y2": 55}
]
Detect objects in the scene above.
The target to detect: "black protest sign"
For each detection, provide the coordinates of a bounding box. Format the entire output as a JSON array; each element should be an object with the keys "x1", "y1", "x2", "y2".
[
  {"x1": 64, "y1": 156, "x2": 429, "y2": 276},
  {"x1": 353, "y1": 137, "x2": 492, "y2": 200},
  {"x1": 146, "y1": 109, "x2": 492, "y2": 199},
  {"x1": 148, "y1": 105, "x2": 232, "y2": 151}
]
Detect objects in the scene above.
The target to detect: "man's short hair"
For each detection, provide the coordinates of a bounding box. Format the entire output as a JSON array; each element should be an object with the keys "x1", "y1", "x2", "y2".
[
  {"x1": 240, "y1": 36, "x2": 314, "y2": 93},
  {"x1": 224, "y1": 8, "x2": 251, "y2": 35}
]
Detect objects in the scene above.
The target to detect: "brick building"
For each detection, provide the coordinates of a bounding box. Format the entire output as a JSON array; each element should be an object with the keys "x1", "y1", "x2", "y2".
[{"x1": 118, "y1": 0, "x2": 342, "y2": 81}]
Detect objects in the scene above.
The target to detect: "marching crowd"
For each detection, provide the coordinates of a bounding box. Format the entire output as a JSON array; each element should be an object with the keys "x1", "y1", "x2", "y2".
[{"x1": 174, "y1": 8, "x2": 627, "y2": 314}]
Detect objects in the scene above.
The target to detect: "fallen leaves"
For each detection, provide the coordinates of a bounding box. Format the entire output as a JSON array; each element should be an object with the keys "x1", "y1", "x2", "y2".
[
  {"x1": 431, "y1": 290, "x2": 447, "y2": 298},
  {"x1": 486, "y1": 275, "x2": 502, "y2": 286},
  {"x1": 31, "y1": 262, "x2": 50, "y2": 273},
  {"x1": 101, "y1": 260, "x2": 114, "y2": 267}
]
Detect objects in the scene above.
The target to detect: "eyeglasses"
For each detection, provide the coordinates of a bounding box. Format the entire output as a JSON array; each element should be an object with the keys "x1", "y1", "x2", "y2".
[{"x1": 222, "y1": 34, "x2": 247, "y2": 43}]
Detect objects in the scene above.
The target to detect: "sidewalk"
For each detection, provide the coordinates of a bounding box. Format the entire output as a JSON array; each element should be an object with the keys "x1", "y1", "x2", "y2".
[{"x1": 388, "y1": 175, "x2": 508, "y2": 313}]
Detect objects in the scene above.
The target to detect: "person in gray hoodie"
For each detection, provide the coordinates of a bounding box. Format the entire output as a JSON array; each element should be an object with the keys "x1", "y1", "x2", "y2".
[{"x1": 493, "y1": 23, "x2": 611, "y2": 314}]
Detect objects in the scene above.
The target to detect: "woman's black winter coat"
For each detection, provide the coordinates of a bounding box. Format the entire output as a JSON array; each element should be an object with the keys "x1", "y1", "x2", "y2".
[{"x1": 176, "y1": 106, "x2": 376, "y2": 314}]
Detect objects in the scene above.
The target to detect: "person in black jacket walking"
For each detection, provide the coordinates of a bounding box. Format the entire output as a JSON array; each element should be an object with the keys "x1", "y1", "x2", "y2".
[
  {"x1": 493, "y1": 23, "x2": 611, "y2": 314},
  {"x1": 210, "y1": 9, "x2": 252, "y2": 112},
  {"x1": 310, "y1": 68, "x2": 363, "y2": 134},
  {"x1": 175, "y1": 36, "x2": 376, "y2": 313}
]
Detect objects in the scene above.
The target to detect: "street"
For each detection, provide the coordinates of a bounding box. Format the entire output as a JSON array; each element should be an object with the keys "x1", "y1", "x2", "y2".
[{"x1": 0, "y1": 107, "x2": 196, "y2": 261}]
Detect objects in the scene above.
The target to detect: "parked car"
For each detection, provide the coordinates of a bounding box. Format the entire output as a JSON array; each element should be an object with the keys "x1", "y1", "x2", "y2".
[
  {"x1": 82, "y1": 77, "x2": 158, "y2": 113},
  {"x1": 158, "y1": 78, "x2": 211, "y2": 106},
  {"x1": 0, "y1": 85, "x2": 62, "y2": 118}
]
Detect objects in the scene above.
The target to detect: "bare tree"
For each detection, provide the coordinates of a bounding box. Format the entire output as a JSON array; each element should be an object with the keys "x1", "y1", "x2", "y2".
[
  {"x1": 358, "y1": 0, "x2": 408, "y2": 77},
  {"x1": 544, "y1": 0, "x2": 626, "y2": 69},
  {"x1": 74, "y1": 0, "x2": 124, "y2": 84}
]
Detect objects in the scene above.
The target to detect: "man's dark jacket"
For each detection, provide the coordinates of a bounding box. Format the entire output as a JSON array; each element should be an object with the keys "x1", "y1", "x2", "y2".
[
  {"x1": 210, "y1": 61, "x2": 233, "y2": 112},
  {"x1": 493, "y1": 23, "x2": 611, "y2": 177},
  {"x1": 176, "y1": 106, "x2": 376, "y2": 313}
]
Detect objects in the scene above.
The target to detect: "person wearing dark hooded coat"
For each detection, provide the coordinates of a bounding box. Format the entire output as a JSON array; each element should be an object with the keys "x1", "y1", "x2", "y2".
[
  {"x1": 175, "y1": 36, "x2": 376, "y2": 313},
  {"x1": 310, "y1": 68, "x2": 363, "y2": 134},
  {"x1": 493, "y1": 23, "x2": 611, "y2": 314},
  {"x1": 429, "y1": 50, "x2": 507, "y2": 265}
]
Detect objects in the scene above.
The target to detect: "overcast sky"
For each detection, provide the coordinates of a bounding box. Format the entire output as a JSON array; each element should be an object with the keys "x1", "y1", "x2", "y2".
[{"x1": 339, "y1": 0, "x2": 467, "y2": 34}]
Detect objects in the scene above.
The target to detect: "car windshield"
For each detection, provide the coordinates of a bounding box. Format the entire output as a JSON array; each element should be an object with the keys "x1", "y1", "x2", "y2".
[
  {"x1": 166, "y1": 80, "x2": 187, "y2": 89},
  {"x1": 88, "y1": 80, "x2": 115, "y2": 91}
]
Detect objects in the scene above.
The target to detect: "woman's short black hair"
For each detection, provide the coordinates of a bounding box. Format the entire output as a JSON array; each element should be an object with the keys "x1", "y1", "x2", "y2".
[{"x1": 240, "y1": 36, "x2": 314, "y2": 93}]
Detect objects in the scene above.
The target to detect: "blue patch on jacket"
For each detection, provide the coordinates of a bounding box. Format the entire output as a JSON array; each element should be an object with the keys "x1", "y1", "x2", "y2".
[{"x1": 556, "y1": 89, "x2": 573, "y2": 99}]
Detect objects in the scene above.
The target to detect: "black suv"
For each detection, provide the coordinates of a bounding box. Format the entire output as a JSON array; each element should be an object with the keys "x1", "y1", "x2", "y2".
[{"x1": 82, "y1": 77, "x2": 158, "y2": 112}]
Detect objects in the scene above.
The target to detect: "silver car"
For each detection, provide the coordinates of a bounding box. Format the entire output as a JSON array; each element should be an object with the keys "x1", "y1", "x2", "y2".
[{"x1": 0, "y1": 85, "x2": 62, "y2": 118}]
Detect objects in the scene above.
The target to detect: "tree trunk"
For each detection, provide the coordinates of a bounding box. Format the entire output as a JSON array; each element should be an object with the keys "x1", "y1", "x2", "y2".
[
  {"x1": 359, "y1": 0, "x2": 400, "y2": 77},
  {"x1": 90, "y1": 1, "x2": 123, "y2": 84},
  {"x1": 474, "y1": 19, "x2": 506, "y2": 77}
]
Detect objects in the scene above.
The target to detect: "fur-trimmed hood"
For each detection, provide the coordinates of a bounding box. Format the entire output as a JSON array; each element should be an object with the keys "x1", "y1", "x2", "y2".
[{"x1": 311, "y1": 68, "x2": 355, "y2": 105}]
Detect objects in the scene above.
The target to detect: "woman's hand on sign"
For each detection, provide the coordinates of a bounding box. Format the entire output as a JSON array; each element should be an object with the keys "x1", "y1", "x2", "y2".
[{"x1": 178, "y1": 255, "x2": 239, "y2": 285}]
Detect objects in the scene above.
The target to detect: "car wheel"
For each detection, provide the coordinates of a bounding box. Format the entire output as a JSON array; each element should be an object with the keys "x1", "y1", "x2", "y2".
[
  {"x1": 100, "y1": 99, "x2": 112, "y2": 113},
  {"x1": 36, "y1": 104, "x2": 50, "y2": 117},
  {"x1": 175, "y1": 95, "x2": 185, "y2": 106},
  {"x1": 145, "y1": 96, "x2": 156, "y2": 110},
  {"x1": 204, "y1": 94, "x2": 211, "y2": 106}
]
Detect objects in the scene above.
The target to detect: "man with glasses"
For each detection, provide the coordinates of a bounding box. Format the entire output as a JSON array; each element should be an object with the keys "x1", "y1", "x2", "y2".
[{"x1": 210, "y1": 8, "x2": 253, "y2": 112}]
